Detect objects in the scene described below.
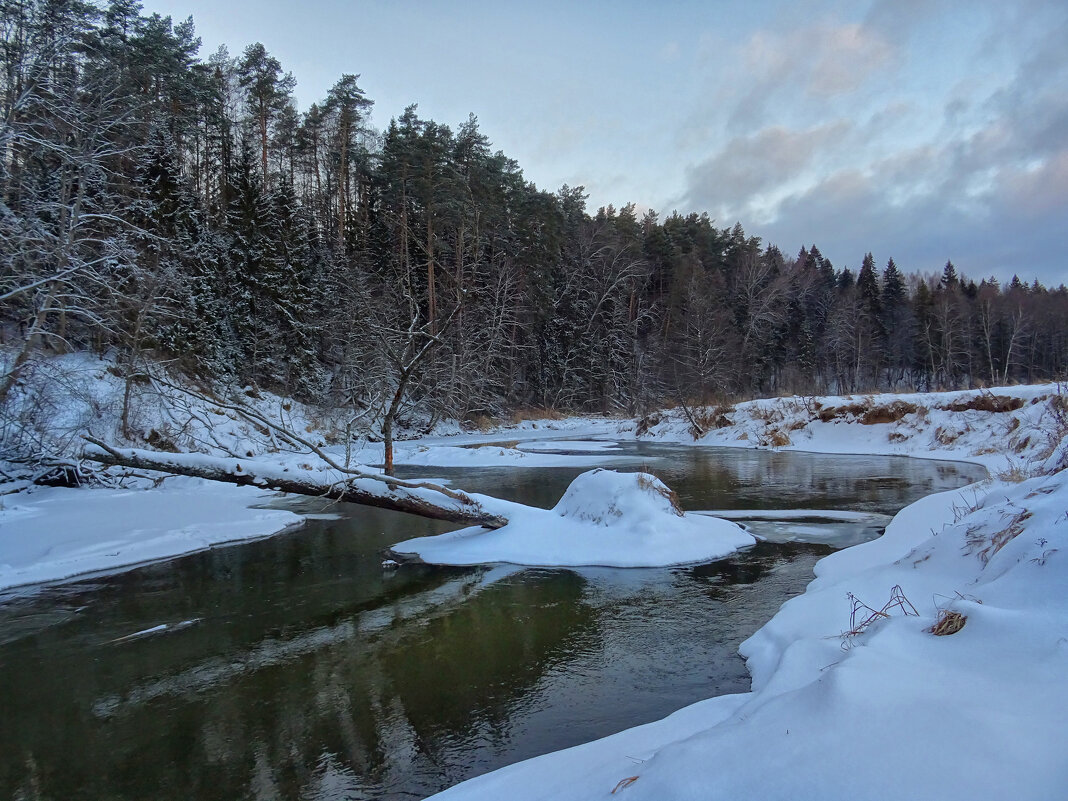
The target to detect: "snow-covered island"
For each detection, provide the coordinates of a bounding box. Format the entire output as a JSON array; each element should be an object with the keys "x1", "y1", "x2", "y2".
[{"x1": 389, "y1": 468, "x2": 756, "y2": 568}]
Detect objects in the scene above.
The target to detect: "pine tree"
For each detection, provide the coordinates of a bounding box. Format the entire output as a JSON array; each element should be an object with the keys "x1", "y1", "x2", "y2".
[{"x1": 236, "y1": 42, "x2": 295, "y2": 182}]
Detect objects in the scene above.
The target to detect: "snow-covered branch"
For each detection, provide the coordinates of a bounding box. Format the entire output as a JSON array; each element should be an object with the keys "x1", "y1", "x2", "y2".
[{"x1": 81, "y1": 437, "x2": 510, "y2": 529}]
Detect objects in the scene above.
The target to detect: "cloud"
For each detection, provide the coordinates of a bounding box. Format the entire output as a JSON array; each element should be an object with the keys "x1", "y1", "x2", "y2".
[
  {"x1": 756, "y1": 153, "x2": 1068, "y2": 285},
  {"x1": 674, "y1": 0, "x2": 1068, "y2": 286},
  {"x1": 807, "y1": 23, "x2": 895, "y2": 96},
  {"x1": 682, "y1": 121, "x2": 852, "y2": 221},
  {"x1": 718, "y1": 20, "x2": 898, "y2": 133},
  {"x1": 659, "y1": 41, "x2": 680, "y2": 61}
]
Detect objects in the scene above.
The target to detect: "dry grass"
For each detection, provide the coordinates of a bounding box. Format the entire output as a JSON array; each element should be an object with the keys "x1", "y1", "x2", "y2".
[
  {"x1": 938, "y1": 394, "x2": 1025, "y2": 414},
  {"x1": 693, "y1": 404, "x2": 735, "y2": 431},
  {"x1": 929, "y1": 610, "x2": 967, "y2": 636},
  {"x1": 765, "y1": 429, "x2": 791, "y2": 447},
  {"x1": 611, "y1": 776, "x2": 639, "y2": 794},
  {"x1": 995, "y1": 460, "x2": 1034, "y2": 483},
  {"x1": 861, "y1": 400, "x2": 918, "y2": 425},
  {"x1": 965, "y1": 509, "x2": 1032, "y2": 564},
  {"x1": 934, "y1": 426, "x2": 961, "y2": 445},
  {"x1": 752, "y1": 405, "x2": 784, "y2": 423},
  {"x1": 1037, "y1": 391, "x2": 1068, "y2": 472},
  {"x1": 635, "y1": 413, "x2": 663, "y2": 437},
  {"x1": 468, "y1": 413, "x2": 502, "y2": 432},
  {"x1": 842, "y1": 585, "x2": 918, "y2": 644},
  {"x1": 814, "y1": 398, "x2": 917, "y2": 425},
  {"x1": 145, "y1": 428, "x2": 179, "y2": 452},
  {"x1": 507, "y1": 407, "x2": 564, "y2": 424},
  {"x1": 635, "y1": 472, "x2": 684, "y2": 516},
  {"x1": 817, "y1": 402, "x2": 866, "y2": 422}
]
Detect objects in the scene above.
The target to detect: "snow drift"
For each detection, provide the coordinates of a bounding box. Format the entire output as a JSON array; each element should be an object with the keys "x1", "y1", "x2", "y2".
[{"x1": 390, "y1": 469, "x2": 756, "y2": 568}]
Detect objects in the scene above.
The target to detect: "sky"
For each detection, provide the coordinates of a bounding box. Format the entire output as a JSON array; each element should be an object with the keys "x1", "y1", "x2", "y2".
[{"x1": 141, "y1": 0, "x2": 1068, "y2": 286}]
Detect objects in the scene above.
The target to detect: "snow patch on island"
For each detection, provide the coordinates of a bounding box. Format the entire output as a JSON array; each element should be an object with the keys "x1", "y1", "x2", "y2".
[{"x1": 390, "y1": 469, "x2": 755, "y2": 568}]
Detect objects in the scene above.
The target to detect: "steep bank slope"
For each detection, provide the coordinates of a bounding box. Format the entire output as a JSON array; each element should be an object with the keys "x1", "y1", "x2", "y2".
[{"x1": 629, "y1": 384, "x2": 1066, "y2": 475}]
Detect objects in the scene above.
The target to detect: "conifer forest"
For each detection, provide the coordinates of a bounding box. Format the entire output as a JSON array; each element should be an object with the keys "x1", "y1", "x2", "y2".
[{"x1": 2, "y1": 1, "x2": 1067, "y2": 457}]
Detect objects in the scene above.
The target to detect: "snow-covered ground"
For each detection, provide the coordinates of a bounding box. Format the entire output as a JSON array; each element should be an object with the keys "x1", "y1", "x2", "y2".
[
  {"x1": 0, "y1": 478, "x2": 300, "y2": 593},
  {"x1": 390, "y1": 469, "x2": 756, "y2": 568},
  {"x1": 629, "y1": 384, "x2": 1065, "y2": 473}
]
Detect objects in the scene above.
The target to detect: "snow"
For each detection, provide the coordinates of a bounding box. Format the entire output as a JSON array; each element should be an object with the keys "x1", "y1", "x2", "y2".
[
  {"x1": 631, "y1": 384, "x2": 1064, "y2": 475},
  {"x1": 390, "y1": 469, "x2": 757, "y2": 568},
  {"x1": 381, "y1": 442, "x2": 623, "y2": 468},
  {"x1": 426, "y1": 438, "x2": 1068, "y2": 800},
  {"x1": 516, "y1": 439, "x2": 621, "y2": 453},
  {"x1": 0, "y1": 477, "x2": 301, "y2": 593},
  {"x1": 697, "y1": 508, "x2": 888, "y2": 522}
]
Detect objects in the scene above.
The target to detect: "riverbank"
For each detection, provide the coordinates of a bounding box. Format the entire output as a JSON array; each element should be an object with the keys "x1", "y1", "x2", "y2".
[
  {"x1": 0, "y1": 478, "x2": 303, "y2": 594},
  {"x1": 1, "y1": 383, "x2": 1063, "y2": 589},
  {"x1": 424, "y1": 387, "x2": 1068, "y2": 801}
]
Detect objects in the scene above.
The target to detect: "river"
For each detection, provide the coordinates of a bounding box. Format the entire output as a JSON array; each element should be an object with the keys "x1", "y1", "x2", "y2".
[{"x1": 0, "y1": 442, "x2": 986, "y2": 799}]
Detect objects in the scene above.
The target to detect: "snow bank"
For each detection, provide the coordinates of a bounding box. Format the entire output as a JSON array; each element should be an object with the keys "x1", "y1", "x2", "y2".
[
  {"x1": 0, "y1": 478, "x2": 301, "y2": 592},
  {"x1": 390, "y1": 469, "x2": 756, "y2": 568},
  {"x1": 631, "y1": 384, "x2": 1065, "y2": 473},
  {"x1": 428, "y1": 469, "x2": 1068, "y2": 801}
]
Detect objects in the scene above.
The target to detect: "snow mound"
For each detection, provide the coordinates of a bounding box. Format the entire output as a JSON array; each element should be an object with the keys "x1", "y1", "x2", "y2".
[
  {"x1": 553, "y1": 469, "x2": 683, "y2": 524},
  {"x1": 390, "y1": 469, "x2": 755, "y2": 568}
]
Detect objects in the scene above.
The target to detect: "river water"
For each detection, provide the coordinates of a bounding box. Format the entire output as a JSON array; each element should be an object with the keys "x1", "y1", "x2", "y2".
[{"x1": 0, "y1": 443, "x2": 985, "y2": 800}]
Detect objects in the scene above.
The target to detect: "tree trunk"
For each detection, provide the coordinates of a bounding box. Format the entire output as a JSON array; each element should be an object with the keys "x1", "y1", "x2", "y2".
[
  {"x1": 0, "y1": 286, "x2": 55, "y2": 405},
  {"x1": 82, "y1": 440, "x2": 508, "y2": 529},
  {"x1": 338, "y1": 116, "x2": 348, "y2": 243},
  {"x1": 381, "y1": 375, "x2": 407, "y2": 477},
  {"x1": 427, "y1": 214, "x2": 437, "y2": 334},
  {"x1": 260, "y1": 107, "x2": 269, "y2": 181},
  {"x1": 382, "y1": 409, "x2": 395, "y2": 476}
]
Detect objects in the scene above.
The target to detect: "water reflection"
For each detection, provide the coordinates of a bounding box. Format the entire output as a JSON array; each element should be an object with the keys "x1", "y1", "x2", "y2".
[{"x1": 0, "y1": 445, "x2": 985, "y2": 800}]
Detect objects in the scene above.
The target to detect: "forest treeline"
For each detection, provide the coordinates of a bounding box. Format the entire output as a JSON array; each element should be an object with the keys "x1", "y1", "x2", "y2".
[{"x1": 2, "y1": 1, "x2": 1066, "y2": 442}]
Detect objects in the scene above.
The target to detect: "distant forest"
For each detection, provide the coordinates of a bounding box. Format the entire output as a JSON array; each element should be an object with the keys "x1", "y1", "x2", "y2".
[{"x1": 3, "y1": 1, "x2": 1067, "y2": 432}]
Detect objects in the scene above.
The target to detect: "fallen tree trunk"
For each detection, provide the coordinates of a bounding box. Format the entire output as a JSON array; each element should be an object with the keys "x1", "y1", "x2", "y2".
[{"x1": 82, "y1": 438, "x2": 509, "y2": 529}]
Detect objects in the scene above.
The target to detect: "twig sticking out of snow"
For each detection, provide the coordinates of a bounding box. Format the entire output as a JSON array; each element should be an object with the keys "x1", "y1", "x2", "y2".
[
  {"x1": 610, "y1": 776, "x2": 639, "y2": 794},
  {"x1": 843, "y1": 585, "x2": 919, "y2": 645}
]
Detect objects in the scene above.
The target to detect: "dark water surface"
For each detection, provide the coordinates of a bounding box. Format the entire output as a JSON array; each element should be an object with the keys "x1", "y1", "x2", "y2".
[{"x1": 0, "y1": 444, "x2": 985, "y2": 800}]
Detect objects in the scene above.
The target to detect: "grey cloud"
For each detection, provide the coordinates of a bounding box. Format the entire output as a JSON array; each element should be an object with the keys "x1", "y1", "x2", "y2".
[
  {"x1": 757, "y1": 160, "x2": 1068, "y2": 286},
  {"x1": 681, "y1": 121, "x2": 853, "y2": 219}
]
